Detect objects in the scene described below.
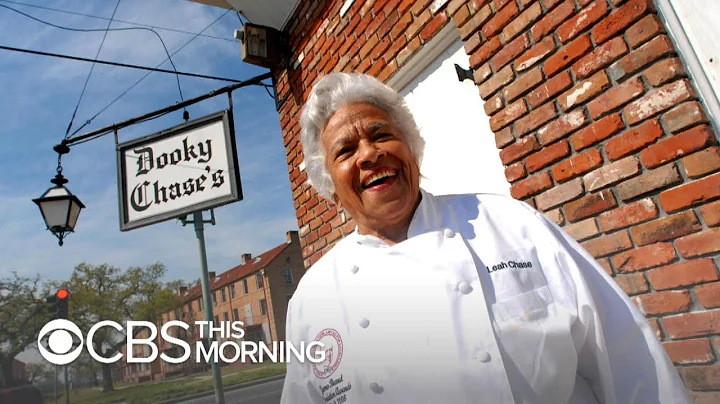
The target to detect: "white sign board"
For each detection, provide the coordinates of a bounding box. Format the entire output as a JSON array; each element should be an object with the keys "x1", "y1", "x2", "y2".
[{"x1": 116, "y1": 110, "x2": 242, "y2": 231}]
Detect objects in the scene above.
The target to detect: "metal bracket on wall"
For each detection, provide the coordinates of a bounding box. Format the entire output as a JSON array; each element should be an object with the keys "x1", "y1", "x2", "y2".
[{"x1": 455, "y1": 64, "x2": 474, "y2": 82}]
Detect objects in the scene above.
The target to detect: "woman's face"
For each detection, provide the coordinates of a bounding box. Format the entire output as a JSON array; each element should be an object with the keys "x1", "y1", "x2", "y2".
[{"x1": 321, "y1": 103, "x2": 420, "y2": 237}]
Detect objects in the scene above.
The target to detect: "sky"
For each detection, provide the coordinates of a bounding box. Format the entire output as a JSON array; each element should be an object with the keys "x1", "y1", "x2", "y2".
[{"x1": 0, "y1": 0, "x2": 298, "y2": 287}]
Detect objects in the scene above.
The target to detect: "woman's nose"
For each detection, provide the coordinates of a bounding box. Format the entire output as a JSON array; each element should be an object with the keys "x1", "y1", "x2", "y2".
[{"x1": 357, "y1": 140, "x2": 383, "y2": 166}]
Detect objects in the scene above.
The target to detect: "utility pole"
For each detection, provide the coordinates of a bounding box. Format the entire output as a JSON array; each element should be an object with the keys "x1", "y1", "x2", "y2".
[
  {"x1": 64, "y1": 365, "x2": 69, "y2": 404},
  {"x1": 182, "y1": 210, "x2": 224, "y2": 404}
]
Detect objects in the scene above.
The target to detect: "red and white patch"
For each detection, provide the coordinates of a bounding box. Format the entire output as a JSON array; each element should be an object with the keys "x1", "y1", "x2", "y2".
[{"x1": 311, "y1": 328, "x2": 343, "y2": 379}]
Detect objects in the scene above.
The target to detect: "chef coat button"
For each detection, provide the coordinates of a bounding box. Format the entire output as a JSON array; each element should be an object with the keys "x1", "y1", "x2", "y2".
[
  {"x1": 444, "y1": 228, "x2": 455, "y2": 238},
  {"x1": 369, "y1": 382, "x2": 384, "y2": 394},
  {"x1": 478, "y1": 351, "x2": 491, "y2": 363},
  {"x1": 359, "y1": 318, "x2": 370, "y2": 328},
  {"x1": 458, "y1": 281, "x2": 473, "y2": 294},
  {"x1": 350, "y1": 265, "x2": 359, "y2": 274}
]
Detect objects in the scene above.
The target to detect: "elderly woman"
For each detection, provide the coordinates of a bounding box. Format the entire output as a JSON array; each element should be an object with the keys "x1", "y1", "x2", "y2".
[{"x1": 280, "y1": 73, "x2": 688, "y2": 404}]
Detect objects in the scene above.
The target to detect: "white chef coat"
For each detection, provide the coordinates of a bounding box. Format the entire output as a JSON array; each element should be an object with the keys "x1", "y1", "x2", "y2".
[{"x1": 280, "y1": 188, "x2": 689, "y2": 404}]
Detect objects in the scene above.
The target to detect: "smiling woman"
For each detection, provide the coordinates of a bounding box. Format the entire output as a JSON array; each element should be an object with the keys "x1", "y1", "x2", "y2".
[{"x1": 280, "y1": 73, "x2": 691, "y2": 404}]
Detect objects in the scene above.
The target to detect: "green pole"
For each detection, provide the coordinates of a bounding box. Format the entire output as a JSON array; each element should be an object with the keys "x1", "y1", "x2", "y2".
[{"x1": 193, "y1": 211, "x2": 225, "y2": 404}]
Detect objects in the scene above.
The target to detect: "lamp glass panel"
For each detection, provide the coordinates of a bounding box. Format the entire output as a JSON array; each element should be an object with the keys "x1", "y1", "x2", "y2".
[
  {"x1": 67, "y1": 200, "x2": 82, "y2": 230},
  {"x1": 40, "y1": 199, "x2": 71, "y2": 229}
]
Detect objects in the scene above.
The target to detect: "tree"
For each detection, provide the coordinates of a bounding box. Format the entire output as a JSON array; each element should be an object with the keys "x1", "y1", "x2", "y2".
[
  {"x1": 56, "y1": 262, "x2": 181, "y2": 393},
  {"x1": 0, "y1": 272, "x2": 50, "y2": 387}
]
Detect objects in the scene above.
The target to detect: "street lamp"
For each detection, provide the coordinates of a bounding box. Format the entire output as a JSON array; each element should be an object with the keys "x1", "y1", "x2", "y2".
[{"x1": 33, "y1": 143, "x2": 85, "y2": 246}]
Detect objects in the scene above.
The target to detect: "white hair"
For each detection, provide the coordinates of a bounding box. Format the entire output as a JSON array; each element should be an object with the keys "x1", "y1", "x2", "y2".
[{"x1": 299, "y1": 73, "x2": 425, "y2": 201}]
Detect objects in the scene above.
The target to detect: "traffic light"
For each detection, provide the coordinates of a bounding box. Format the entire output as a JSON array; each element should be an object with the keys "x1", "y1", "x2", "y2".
[{"x1": 46, "y1": 289, "x2": 70, "y2": 320}]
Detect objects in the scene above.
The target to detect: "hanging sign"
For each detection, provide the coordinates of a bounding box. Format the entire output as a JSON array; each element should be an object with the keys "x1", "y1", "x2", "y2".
[{"x1": 116, "y1": 110, "x2": 242, "y2": 231}]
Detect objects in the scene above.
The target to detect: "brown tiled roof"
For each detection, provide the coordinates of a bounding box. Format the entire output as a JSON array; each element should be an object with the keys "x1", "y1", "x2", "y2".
[{"x1": 179, "y1": 242, "x2": 289, "y2": 303}]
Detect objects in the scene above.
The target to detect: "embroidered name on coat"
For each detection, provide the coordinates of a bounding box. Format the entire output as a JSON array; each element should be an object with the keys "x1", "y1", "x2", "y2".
[{"x1": 487, "y1": 260, "x2": 533, "y2": 273}]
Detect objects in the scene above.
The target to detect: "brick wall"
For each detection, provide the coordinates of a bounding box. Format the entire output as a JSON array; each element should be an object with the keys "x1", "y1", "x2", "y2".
[{"x1": 273, "y1": 0, "x2": 720, "y2": 399}]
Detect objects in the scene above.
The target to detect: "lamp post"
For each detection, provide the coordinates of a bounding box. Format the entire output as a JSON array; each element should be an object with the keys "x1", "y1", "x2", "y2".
[{"x1": 33, "y1": 143, "x2": 85, "y2": 246}]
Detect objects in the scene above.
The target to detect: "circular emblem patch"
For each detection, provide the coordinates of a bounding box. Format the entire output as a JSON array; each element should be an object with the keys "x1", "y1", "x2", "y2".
[{"x1": 311, "y1": 328, "x2": 343, "y2": 379}]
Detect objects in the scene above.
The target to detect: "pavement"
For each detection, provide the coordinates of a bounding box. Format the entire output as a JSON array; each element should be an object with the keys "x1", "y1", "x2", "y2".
[{"x1": 158, "y1": 375, "x2": 285, "y2": 404}]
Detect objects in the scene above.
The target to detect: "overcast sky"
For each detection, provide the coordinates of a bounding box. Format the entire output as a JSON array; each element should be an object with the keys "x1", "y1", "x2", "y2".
[{"x1": 0, "y1": 0, "x2": 298, "y2": 286}]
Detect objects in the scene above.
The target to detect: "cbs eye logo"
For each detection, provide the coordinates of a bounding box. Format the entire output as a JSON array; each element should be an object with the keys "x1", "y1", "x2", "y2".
[{"x1": 38, "y1": 319, "x2": 84, "y2": 365}]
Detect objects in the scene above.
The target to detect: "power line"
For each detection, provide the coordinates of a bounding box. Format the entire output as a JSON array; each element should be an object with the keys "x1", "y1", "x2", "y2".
[
  {"x1": 0, "y1": 45, "x2": 244, "y2": 82},
  {"x1": 0, "y1": 0, "x2": 235, "y2": 42},
  {"x1": 0, "y1": 3, "x2": 185, "y2": 104},
  {"x1": 65, "y1": 0, "x2": 120, "y2": 140},
  {"x1": 66, "y1": 9, "x2": 232, "y2": 139}
]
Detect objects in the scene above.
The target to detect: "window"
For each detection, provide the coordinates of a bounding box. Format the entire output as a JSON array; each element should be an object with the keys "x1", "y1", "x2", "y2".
[
  {"x1": 212, "y1": 292, "x2": 217, "y2": 307},
  {"x1": 221, "y1": 288, "x2": 227, "y2": 303},
  {"x1": 260, "y1": 299, "x2": 267, "y2": 316},
  {"x1": 187, "y1": 303, "x2": 193, "y2": 315},
  {"x1": 214, "y1": 315, "x2": 219, "y2": 327},
  {"x1": 256, "y1": 273, "x2": 264, "y2": 289},
  {"x1": 174, "y1": 309, "x2": 179, "y2": 320},
  {"x1": 282, "y1": 267, "x2": 293, "y2": 285},
  {"x1": 197, "y1": 299, "x2": 202, "y2": 311},
  {"x1": 233, "y1": 308, "x2": 239, "y2": 321},
  {"x1": 223, "y1": 312, "x2": 229, "y2": 322},
  {"x1": 230, "y1": 284, "x2": 236, "y2": 299},
  {"x1": 242, "y1": 279, "x2": 248, "y2": 294}
]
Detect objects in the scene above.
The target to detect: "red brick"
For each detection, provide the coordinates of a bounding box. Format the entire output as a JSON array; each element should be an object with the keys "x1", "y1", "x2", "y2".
[
  {"x1": 599, "y1": 198, "x2": 658, "y2": 232},
  {"x1": 572, "y1": 37, "x2": 628, "y2": 80},
  {"x1": 634, "y1": 290, "x2": 692, "y2": 316},
  {"x1": 491, "y1": 34, "x2": 529, "y2": 70},
  {"x1": 515, "y1": 36, "x2": 555, "y2": 72},
  {"x1": 644, "y1": 58, "x2": 685, "y2": 87},
  {"x1": 502, "y1": 2, "x2": 542, "y2": 41},
  {"x1": 565, "y1": 189, "x2": 617, "y2": 222},
  {"x1": 490, "y1": 98, "x2": 528, "y2": 131},
  {"x1": 484, "y1": 94, "x2": 504, "y2": 116},
  {"x1": 663, "y1": 339, "x2": 715, "y2": 365},
  {"x1": 564, "y1": 217, "x2": 599, "y2": 241},
  {"x1": 663, "y1": 310, "x2": 720, "y2": 339},
  {"x1": 377, "y1": 59, "x2": 398, "y2": 82},
  {"x1": 405, "y1": 9, "x2": 432, "y2": 40},
  {"x1": 663, "y1": 101, "x2": 708, "y2": 134},
  {"x1": 397, "y1": 36, "x2": 422, "y2": 66},
  {"x1": 631, "y1": 210, "x2": 702, "y2": 246},
  {"x1": 615, "y1": 273, "x2": 649, "y2": 295},
  {"x1": 598, "y1": 257, "x2": 614, "y2": 276},
  {"x1": 701, "y1": 200, "x2": 720, "y2": 227},
  {"x1": 536, "y1": 178, "x2": 584, "y2": 211},
  {"x1": 371, "y1": 36, "x2": 392, "y2": 60},
  {"x1": 613, "y1": 242, "x2": 677, "y2": 273},
  {"x1": 420, "y1": 11, "x2": 449, "y2": 42},
  {"x1": 581, "y1": 230, "x2": 632, "y2": 258},
  {"x1": 626, "y1": 14, "x2": 664, "y2": 48},
  {"x1": 641, "y1": 125, "x2": 714, "y2": 169},
  {"x1": 697, "y1": 282, "x2": 720, "y2": 309},
  {"x1": 504, "y1": 67, "x2": 544, "y2": 102},
  {"x1": 604, "y1": 119, "x2": 663, "y2": 161},
  {"x1": 570, "y1": 113, "x2": 624, "y2": 151},
  {"x1": 527, "y1": 71, "x2": 573, "y2": 108},
  {"x1": 559, "y1": 71, "x2": 610, "y2": 111},
  {"x1": 552, "y1": 149, "x2": 603, "y2": 183},
  {"x1": 464, "y1": 32, "x2": 483, "y2": 55},
  {"x1": 500, "y1": 135, "x2": 541, "y2": 165},
  {"x1": 616, "y1": 163, "x2": 682, "y2": 201},
  {"x1": 495, "y1": 127, "x2": 515, "y2": 148},
  {"x1": 556, "y1": 0, "x2": 609, "y2": 43},
  {"x1": 608, "y1": 35, "x2": 674, "y2": 82},
  {"x1": 684, "y1": 366, "x2": 720, "y2": 391},
  {"x1": 458, "y1": 4, "x2": 492, "y2": 39},
  {"x1": 515, "y1": 103, "x2": 557, "y2": 137},
  {"x1": 482, "y1": 1, "x2": 519, "y2": 38},
  {"x1": 682, "y1": 147, "x2": 720, "y2": 179},
  {"x1": 587, "y1": 76, "x2": 644, "y2": 119},
  {"x1": 626, "y1": 79, "x2": 696, "y2": 125},
  {"x1": 473, "y1": 63, "x2": 493, "y2": 84},
  {"x1": 510, "y1": 171, "x2": 553, "y2": 199},
  {"x1": 543, "y1": 208, "x2": 564, "y2": 226},
  {"x1": 526, "y1": 140, "x2": 570, "y2": 174},
  {"x1": 647, "y1": 259, "x2": 719, "y2": 291},
  {"x1": 531, "y1": 0, "x2": 575, "y2": 41},
  {"x1": 591, "y1": 0, "x2": 654, "y2": 44},
  {"x1": 492, "y1": 0, "x2": 512, "y2": 11},
  {"x1": 411, "y1": 0, "x2": 434, "y2": 16},
  {"x1": 544, "y1": 34, "x2": 593, "y2": 77},
  {"x1": 386, "y1": 34, "x2": 409, "y2": 60},
  {"x1": 584, "y1": 156, "x2": 641, "y2": 192},
  {"x1": 676, "y1": 228, "x2": 720, "y2": 258},
  {"x1": 505, "y1": 161, "x2": 527, "y2": 182},
  {"x1": 538, "y1": 109, "x2": 587, "y2": 145},
  {"x1": 391, "y1": 12, "x2": 413, "y2": 39},
  {"x1": 479, "y1": 65, "x2": 515, "y2": 99}
]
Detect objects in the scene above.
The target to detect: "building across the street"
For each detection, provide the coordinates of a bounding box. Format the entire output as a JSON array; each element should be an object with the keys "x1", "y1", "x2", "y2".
[{"x1": 118, "y1": 230, "x2": 304, "y2": 382}]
